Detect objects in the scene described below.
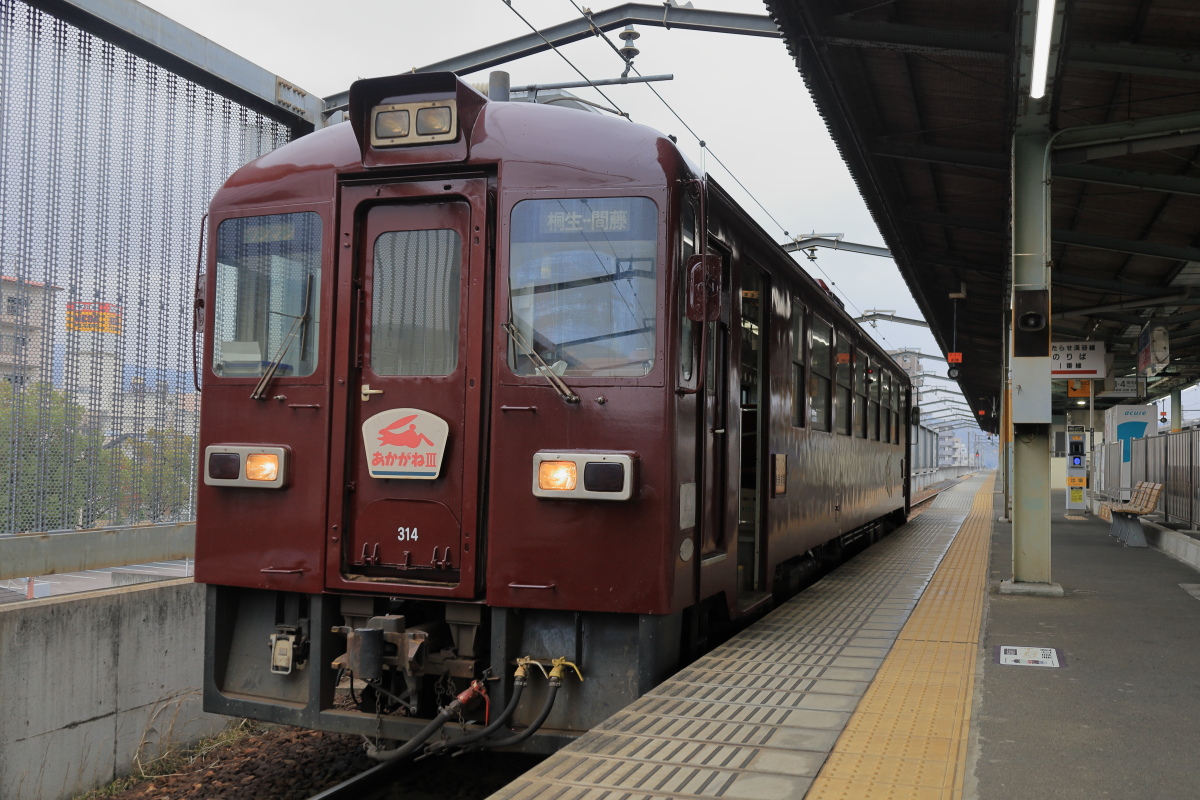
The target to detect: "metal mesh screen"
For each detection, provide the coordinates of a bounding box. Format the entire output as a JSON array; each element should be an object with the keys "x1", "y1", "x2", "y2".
[{"x1": 0, "y1": 0, "x2": 290, "y2": 533}]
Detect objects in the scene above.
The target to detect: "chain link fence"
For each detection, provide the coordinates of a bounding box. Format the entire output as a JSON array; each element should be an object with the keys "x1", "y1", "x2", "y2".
[{"x1": 0, "y1": 0, "x2": 290, "y2": 533}]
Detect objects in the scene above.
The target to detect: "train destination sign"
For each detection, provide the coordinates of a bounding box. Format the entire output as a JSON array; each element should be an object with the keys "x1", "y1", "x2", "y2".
[
  {"x1": 362, "y1": 408, "x2": 449, "y2": 480},
  {"x1": 1050, "y1": 341, "x2": 1106, "y2": 379}
]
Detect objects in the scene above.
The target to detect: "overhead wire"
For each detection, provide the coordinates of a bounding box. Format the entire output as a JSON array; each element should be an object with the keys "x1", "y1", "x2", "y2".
[
  {"x1": 498, "y1": 0, "x2": 629, "y2": 119},
  {"x1": 557, "y1": 0, "x2": 912, "y2": 357}
]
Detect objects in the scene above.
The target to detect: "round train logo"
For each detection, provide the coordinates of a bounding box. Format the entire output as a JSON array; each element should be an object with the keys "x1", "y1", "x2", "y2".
[{"x1": 362, "y1": 408, "x2": 449, "y2": 480}]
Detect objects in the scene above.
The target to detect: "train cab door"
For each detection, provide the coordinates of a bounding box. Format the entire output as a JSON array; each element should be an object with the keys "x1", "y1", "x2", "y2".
[{"x1": 328, "y1": 179, "x2": 488, "y2": 598}]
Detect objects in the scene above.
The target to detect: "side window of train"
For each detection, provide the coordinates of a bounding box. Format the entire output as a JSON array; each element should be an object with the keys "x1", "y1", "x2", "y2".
[
  {"x1": 869, "y1": 364, "x2": 881, "y2": 440},
  {"x1": 881, "y1": 373, "x2": 892, "y2": 443},
  {"x1": 890, "y1": 376, "x2": 902, "y2": 443},
  {"x1": 212, "y1": 212, "x2": 323, "y2": 378},
  {"x1": 679, "y1": 202, "x2": 697, "y2": 382},
  {"x1": 835, "y1": 334, "x2": 852, "y2": 435},
  {"x1": 854, "y1": 350, "x2": 868, "y2": 438},
  {"x1": 809, "y1": 315, "x2": 832, "y2": 432},
  {"x1": 790, "y1": 300, "x2": 806, "y2": 427}
]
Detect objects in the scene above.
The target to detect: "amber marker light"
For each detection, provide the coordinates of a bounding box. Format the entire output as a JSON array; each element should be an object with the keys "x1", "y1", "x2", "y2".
[
  {"x1": 538, "y1": 461, "x2": 577, "y2": 491},
  {"x1": 246, "y1": 453, "x2": 280, "y2": 482}
]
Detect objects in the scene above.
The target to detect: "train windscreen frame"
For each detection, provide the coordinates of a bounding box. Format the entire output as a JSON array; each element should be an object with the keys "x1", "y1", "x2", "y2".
[
  {"x1": 507, "y1": 196, "x2": 659, "y2": 378},
  {"x1": 212, "y1": 212, "x2": 323, "y2": 379}
]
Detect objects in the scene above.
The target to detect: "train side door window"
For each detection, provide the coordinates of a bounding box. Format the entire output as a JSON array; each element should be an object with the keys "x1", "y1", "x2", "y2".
[
  {"x1": 854, "y1": 350, "x2": 868, "y2": 438},
  {"x1": 212, "y1": 212, "x2": 323, "y2": 378},
  {"x1": 370, "y1": 229, "x2": 461, "y2": 376},
  {"x1": 869, "y1": 365, "x2": 881, "y2": 440},
  {"x1": 835, "y1": 333, "x2": 852, "y2": 435},
  {"x1": 809, "y1": 316, "x2": 832, "y2": 432},
  {"x1": 790, "y1": 300, "x2": 806, "y2": 427},
  {"x1": 679, "y1": 201, "x2": 697, "y2": 382}
]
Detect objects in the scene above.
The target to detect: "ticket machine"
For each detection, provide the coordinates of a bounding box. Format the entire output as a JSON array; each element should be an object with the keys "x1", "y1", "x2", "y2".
[{"x1": 1065, "y1": 425, "x2": 1088, "y2": 511}]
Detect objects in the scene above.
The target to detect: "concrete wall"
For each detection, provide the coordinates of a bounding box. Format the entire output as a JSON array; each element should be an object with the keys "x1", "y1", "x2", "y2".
[{"x1": 0, "y1": 579, "x2": 227, "y2": 800}]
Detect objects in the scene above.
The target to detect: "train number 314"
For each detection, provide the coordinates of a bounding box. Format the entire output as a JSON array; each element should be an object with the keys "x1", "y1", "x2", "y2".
[{"x1": 396, "y1": 527, "x2": 420, "y2": 541}]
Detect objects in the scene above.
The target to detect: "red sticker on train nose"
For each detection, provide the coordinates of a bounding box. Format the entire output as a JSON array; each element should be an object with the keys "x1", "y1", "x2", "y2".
[{"x1": 362, "y1": 408, "x2": 449, "y2": 480}]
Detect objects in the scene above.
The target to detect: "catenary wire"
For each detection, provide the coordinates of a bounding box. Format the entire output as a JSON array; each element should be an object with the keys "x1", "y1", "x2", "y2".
[
  {"x1": 560, "y1": 0, "x2": 909, "y2": 355},
  {"x1": 500, "y1": 0, "x2": 629, "y2": 119}
]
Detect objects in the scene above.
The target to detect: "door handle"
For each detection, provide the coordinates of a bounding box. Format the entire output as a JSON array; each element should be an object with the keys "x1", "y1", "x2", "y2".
[{"x1": 361, "y1": 384, "x2": 384, "y2": 401}]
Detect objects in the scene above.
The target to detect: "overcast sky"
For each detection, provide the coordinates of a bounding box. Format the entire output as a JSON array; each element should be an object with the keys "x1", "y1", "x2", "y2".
[{"x1": 139, "y1": 0, "x2": 978, "y2": 423}]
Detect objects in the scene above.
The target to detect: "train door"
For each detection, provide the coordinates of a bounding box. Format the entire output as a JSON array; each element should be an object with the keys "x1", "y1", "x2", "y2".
[
  {"x1": 698, "y1": 243, "x2": 730, "y2": 563},
  {"x1": 736, "y1": 267, "x2": 766, "y2": 604},
  {"x1": 329, "y1": 179, "x2": 487, "y2": 598}
]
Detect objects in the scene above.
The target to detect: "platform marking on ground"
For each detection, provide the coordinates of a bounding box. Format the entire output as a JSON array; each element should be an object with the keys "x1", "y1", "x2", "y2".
[
  {"x1": 806, "y1": 473, "x2": 994, "y2": 800},
  {"x1": 993, "y1": 645, "x2": 1064, "y2": 668}
]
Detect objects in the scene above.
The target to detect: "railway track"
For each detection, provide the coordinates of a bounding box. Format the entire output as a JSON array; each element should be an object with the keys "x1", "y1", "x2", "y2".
[{"x1": 305, "y1": 750, "x2": 543, "y2": 800}]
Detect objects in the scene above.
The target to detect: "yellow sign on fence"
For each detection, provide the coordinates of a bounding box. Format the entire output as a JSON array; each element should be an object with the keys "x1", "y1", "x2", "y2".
[{"x1": 66, "y1": 302, "x2": 122, "y2": 334}]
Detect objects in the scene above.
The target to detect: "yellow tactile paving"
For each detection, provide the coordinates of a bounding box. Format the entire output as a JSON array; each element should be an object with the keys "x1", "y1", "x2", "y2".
[{"x1": 806, "y1": 474, "x2": 995, "y2": 800}]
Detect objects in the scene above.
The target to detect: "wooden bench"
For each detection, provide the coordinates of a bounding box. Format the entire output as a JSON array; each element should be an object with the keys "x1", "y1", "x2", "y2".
[{"x1": 1100, "y1": 481, "x2": 1162, "y2": 547}]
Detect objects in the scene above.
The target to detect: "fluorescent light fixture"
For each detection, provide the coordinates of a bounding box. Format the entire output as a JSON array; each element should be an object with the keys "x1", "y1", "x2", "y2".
[{"x1": 1029, "y1": 0, "x2": 1057, "y2": 99}]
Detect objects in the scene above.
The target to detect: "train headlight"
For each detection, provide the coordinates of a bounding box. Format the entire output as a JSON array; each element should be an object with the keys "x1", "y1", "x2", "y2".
[
  {"x1": 532, "y1": 453, "x2": 635, "y2": 501},
  {"x1": 204, "y1": 445, "x2": 288, "y2": 489},
  {"x1": 416, "y1": 106, "x2": 452, "y2": 136},
  {"x1": 374, "y1": 109, "x2": 410, "y2": 139},
  {"x1": 246, "y1": 454, "x2": 280, "y2": 482},
  {"x1": 370, "y1": 100, "x2": 458, "y2": 146},
  {"x1": 538, "y1": 461, "x2": 577, "y2": 491}
]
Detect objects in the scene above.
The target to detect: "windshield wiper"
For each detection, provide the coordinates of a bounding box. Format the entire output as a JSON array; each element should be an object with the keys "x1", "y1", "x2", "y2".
[
  {"x1": 251, "y1": 274, "x2": 313, "y2": 401},
  {"x1": 502, "y1": 321, "x2": 580, "y2": 404}
]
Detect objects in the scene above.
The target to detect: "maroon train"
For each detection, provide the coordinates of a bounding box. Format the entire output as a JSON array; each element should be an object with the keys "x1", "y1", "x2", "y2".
[{"x1": 196, "y1": 73, "x2": 911, "y2": 755}]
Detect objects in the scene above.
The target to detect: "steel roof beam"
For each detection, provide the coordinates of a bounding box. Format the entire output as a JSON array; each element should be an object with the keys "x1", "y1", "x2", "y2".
[
  {"x1": 1067, "y1": 41, "x2": 1200, "y2": 82},
  {"x1": 1053, "y1": 230, "x2": 1200, "y2": 263},
  {"x1": 854, "y1": 312, "x2": 930, "y2": 328},
  {"x1": 1053, "y1": 164, "x2": 1200, "y2": 198},
  {"x1": 25, "y1": 0, "x2": 319, "y2": 133},
  {"x1": 782, "y1": 238, "x2": 893, "y2": 258},
  {"x1": 891, "y1": 350, "x2": 947, "y2": 363},
  {"x1": 1052, "y1": 272, "x2": 1174, "y2": 297},
  {"x1": 323, "y1": 3, "x2": 780, "y2": 110},
  {"x1": 424, "y1": 4, "x2": 779, "y2": 74},
  {"x1": 1056, "y1": 294, "x2": 1200, "y2": 319},
  {"x1": 871, "y1": 141, "x2": 1008, "y2": 170},
  {"x1": 822, "y1": 18, "x2": 1008, "y2": 59},
  {"x1": 1053, "y1": 109, "x2": 1200, "y2": 151}
]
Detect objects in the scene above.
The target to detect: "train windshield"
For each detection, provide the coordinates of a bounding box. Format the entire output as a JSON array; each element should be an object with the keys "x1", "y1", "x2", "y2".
[
  {"x1": 508, "y1": 197, "x2": 658, "y2": 378},
  {"x1": 212, "y1": 212, "x2": 322, "y2": 378}
]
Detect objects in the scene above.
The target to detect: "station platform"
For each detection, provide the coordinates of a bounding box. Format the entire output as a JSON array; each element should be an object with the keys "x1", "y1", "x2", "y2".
[{"x1": 492, "y1": 472, "x2": 1200, "y2": 799}]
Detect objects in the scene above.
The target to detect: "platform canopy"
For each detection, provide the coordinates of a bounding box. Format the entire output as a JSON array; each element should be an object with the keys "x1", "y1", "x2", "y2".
[{"x1": 767, "y1": 0, "x2": 1200, "y2": 430}]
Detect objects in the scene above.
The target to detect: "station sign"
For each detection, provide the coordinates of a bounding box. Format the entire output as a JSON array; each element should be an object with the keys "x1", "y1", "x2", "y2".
[
  {"x1": 66, "y1": 301, "x2": 122, "y2": 334},
  {"x1": 1050, "y1": 341, "x2": 1105, "y2": 379},
  {"x1": 1067, "y1": 380, "x2": 1091, "y2": 397},
  {"x1": 1136, "y1": 324, "x2": 1169, "y2": 377},
  {"x1": 1099, "y1": 376, "x2": 1145, "y2": 398}
]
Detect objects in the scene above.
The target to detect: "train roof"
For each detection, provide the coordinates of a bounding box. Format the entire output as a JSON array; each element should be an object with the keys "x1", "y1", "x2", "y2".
[{"x1": 212, "y1": 72, "x2": 693, "y2": 211}]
